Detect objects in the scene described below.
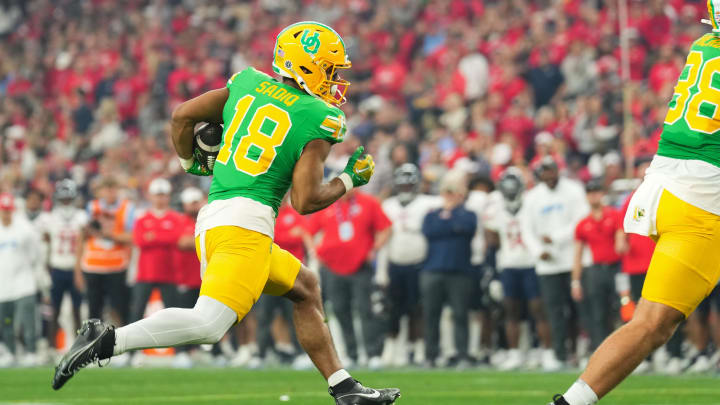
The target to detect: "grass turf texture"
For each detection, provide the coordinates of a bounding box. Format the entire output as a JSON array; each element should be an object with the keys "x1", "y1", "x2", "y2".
[{"x1": 1, "y1": 368, "x2": 719, "y2": 404}]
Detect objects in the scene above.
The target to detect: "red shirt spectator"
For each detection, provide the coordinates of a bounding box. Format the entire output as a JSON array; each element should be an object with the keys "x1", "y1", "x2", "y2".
[
  {"x1": 308, "y1": 191, "x2": 391, "y2": 275},
  {"x1": 274, "y1": 204, "x2": 309, "y2": 263},
  {"x1": 620, "y1": 193, "x2": 655, "y2": 274},
  {"x1": 614, "y1": 43, "x2": 647, "y2": 82},
  {"x1": 640, "y1": 12, "x2": 672, "y2": 48},
  {"x1": 649, "y1": 60, "x2": 680, "y2": 94},
  {"x1": 134, "y1": 209, "x2": 183, "y2": 284},
  {"x1": 6, "y1": 76, "x2": 32, "y2": 96},
  {"x1": 497, "y1": 105, "x2": 535, "y2": 151},
  {"x1": 371, "y1": 55, "x2": 408, "y2": 104},
  {"x1": 575, "y1": 206, "x2": 623, "y2": 264},
  {"x1": 173, "y1": 214, "x2": 201, "y2": 289},
  {"x1": 113, "y1": 71, "x2": 148, "y2": 123}
]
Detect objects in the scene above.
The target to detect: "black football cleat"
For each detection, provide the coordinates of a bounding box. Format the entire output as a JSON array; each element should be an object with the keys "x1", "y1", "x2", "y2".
[
  {"x1": 52, "y1": 319, "x2": 115, "y2": 390},
  {"x1": 548, "y1": 394, "x2": 570, "y2": 405},
  {"x1": 329, "y1": 378, "x2": 401, "y2": 404}
]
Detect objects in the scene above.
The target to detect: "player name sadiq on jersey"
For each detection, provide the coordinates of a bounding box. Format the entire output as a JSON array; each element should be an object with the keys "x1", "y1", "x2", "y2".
[{"x1": 254, "y1": 80, "x2": 300, "y2": 107}]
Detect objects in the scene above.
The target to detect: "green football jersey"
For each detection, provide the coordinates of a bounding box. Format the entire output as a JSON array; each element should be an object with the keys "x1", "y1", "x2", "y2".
[
  {"x1": 658, "y1": 33, "x2": 720, "y2": 168},
  {"x1": 209, "y1": 67, "x2": 346, "y2": 214}
]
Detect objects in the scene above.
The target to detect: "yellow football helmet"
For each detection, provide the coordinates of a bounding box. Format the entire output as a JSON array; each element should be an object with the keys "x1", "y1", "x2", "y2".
[
  {"x1": 272, "y1": 21, "x2": 351, "y2": 106},
  {"x1": 704, "y1": 0, "x2": 720, "y2": 32}
]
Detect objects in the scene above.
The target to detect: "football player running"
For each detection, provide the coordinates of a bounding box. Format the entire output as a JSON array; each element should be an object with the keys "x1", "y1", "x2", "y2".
[
  {"x1": 550, "y1": 3, "x2": 720, "y2": 404},
  {"x1": 53, "y1": 21, "x2": 401, "y2": 405},
  {"x1": 37, "y1": 180, "x2": 88, "y2": 354}
]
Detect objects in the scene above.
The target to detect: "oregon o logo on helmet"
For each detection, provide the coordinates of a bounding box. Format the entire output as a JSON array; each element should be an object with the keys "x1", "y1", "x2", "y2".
[{"x1": 300, "y1": 29, "x2": 321, "y2": 55}]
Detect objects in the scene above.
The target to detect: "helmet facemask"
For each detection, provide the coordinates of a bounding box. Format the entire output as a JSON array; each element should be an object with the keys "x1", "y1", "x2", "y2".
[{"x1": 313, "y1": 59, "x2": 351, "y2": 105}]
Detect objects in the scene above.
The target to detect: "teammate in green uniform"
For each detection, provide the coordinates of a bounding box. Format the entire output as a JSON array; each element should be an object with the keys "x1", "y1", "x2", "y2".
[
  {"x1": 550, "y1": 3, "x2": 720, "y2": 404},
  {"x1": 53, "y1": 21, "x2": 401, "y2": 405}
]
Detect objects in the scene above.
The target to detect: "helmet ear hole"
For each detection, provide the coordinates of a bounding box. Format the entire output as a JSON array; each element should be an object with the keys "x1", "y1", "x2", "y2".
[{"x1": 300, "y1": 66, "x2": 312, "y2": 74}]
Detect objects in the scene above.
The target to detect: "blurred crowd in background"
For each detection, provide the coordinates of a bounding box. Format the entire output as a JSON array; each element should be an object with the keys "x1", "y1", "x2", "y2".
[{"x1": 2, "y1": 0, "x2": 720, "y2": 374}]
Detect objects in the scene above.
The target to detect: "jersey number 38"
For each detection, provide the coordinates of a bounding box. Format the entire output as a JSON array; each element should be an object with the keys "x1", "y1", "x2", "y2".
[
  {"x1": 665, "y1": 50, "x2": 720, "y2": 134},
  {"x1": 216, "y1": 95, "x2": 291, "y2": 176}
]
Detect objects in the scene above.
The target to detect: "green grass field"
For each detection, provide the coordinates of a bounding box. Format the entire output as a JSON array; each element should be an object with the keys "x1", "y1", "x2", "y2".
[{"x1": 1, "y1": 368, "x2": 719, "y2": 404}]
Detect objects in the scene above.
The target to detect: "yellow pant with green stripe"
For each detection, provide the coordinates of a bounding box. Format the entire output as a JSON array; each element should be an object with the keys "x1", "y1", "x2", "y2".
[
  {"x1": 195, "y1": 226, "x2": 302, "y2": 321},
  {"x1": 643, "y1": 190, "x2": 720, "y2": 317}
]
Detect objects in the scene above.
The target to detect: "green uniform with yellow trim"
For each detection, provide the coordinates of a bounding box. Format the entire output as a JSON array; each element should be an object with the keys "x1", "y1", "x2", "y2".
[
  {"x1": 211, "y1": 67, "x2": 346, "y2": 214},
  {"x1": 624, "y1": 27, "x2": 720, "y2": 318},
  {"x1": 195, "y1": 66, "x2": 348, "y2": 320}
]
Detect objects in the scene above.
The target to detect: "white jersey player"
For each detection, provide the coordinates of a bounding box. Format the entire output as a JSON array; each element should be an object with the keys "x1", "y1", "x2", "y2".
[
  {"x1": 484, "y1": 168, "x2": 553, "y2": 371},
  {"x1": 36, "y1": 179, "x2": 88, "y2": 347},
  {"x1": 38, "y1": 180, "x2": 89, "y2": 271},
  {"x1": 484, "y1": 173, "x2": 535, "y2": 272},
  {"x1": 380, "y1": 163, "x2": 442, "y2": 364},
  {"x1": 381, "y1": 164, "x2": 442, "y2": 268}
]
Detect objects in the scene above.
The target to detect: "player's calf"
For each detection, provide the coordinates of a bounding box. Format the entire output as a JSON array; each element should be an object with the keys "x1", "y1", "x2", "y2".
[
  {"x1": 283, "y1": 267, "x2": 401, "y2": 403},
  {"x1": 285, "y1": 267, "x2": 322, "y2": 308}
]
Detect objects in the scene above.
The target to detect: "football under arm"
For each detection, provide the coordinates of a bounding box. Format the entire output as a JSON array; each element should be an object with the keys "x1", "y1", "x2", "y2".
[
  {"x1": 291, "y1": 139, "x2": 346, "y2": 215},
  {"x1": 170, "y1": 88, "x2": 229, "y2": 159}
]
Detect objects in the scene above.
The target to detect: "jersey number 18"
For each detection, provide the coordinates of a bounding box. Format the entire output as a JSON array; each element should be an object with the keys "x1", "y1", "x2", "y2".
[{"x1": 216, "y1": 95, "x2": 292, "y2": 176}]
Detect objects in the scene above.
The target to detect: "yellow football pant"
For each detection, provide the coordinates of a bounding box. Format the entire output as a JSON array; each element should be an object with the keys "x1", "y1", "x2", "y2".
[
  {"x1": 642, "y1": 190, "x2": 720, "y2": 317},
  {"x1": 195, "y1": 226, "x2": 302, "y2": 321}
]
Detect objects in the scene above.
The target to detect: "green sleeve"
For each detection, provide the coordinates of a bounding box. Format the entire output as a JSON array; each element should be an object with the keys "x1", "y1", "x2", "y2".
[
  {"x1": 306, "y1": 104, "x2": 347, "y2": 145},
  {"x1": 293, "y1": 104, "x2": 347, "y2": 159}
]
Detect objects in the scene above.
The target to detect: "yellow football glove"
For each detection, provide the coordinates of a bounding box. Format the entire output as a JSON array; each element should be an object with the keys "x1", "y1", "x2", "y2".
[{"x1": 342, "y1": 146, "x2": 374, "y2": 188}]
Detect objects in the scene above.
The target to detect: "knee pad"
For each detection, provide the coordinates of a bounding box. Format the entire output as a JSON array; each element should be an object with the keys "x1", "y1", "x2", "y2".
[{"x1": 191, "y1": 296, "x2": 237, "y2": 344}]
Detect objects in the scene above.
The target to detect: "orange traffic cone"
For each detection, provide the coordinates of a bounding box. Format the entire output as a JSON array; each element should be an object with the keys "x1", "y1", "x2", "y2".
[
  {"x1": 55, "y1": 328, "x2": 67, "y2": 352},
  {"x1": 620, "y1": 295, "x2": 636, "y2": 323}
]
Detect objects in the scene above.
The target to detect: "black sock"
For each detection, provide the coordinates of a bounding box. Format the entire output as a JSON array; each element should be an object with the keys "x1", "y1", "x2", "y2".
[
  {"x1": 98, "y1": 329, "x2": 115, "y2": 360},
  {"x1": 331, "y1": 377, "x2": 356, "y2": 394}
]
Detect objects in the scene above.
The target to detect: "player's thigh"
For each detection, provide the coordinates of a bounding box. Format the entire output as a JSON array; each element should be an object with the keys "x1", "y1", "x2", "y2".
[
  {"x1": 388, "y1": 264, "x2": 407, "y2": 306},
  {"x1": 262, "y1": 243, "x2": 302, "y2": 297},
  {"x1": 197, "y1": 226, "x2": 273, "y2": 321},
  {"x1": 403, "y1": 265, "x2": 421, "y2": 314},
  {"x1": 501, "y1": 269, "x2": 524, "y2": 300},
  {"x1": 642, "y1": 190, "x2": 720, "y2": 317}
]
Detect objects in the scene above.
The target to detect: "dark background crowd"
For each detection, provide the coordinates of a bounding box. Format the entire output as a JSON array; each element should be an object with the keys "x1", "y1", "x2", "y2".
[{"x1": 1, "y1": 0, "x2": 719, "y2": 374}]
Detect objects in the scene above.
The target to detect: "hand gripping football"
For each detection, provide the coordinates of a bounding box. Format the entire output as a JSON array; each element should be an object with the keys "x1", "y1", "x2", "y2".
[{"x1": 193, "y1": 122, "x2": 223, "y2": 172}]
